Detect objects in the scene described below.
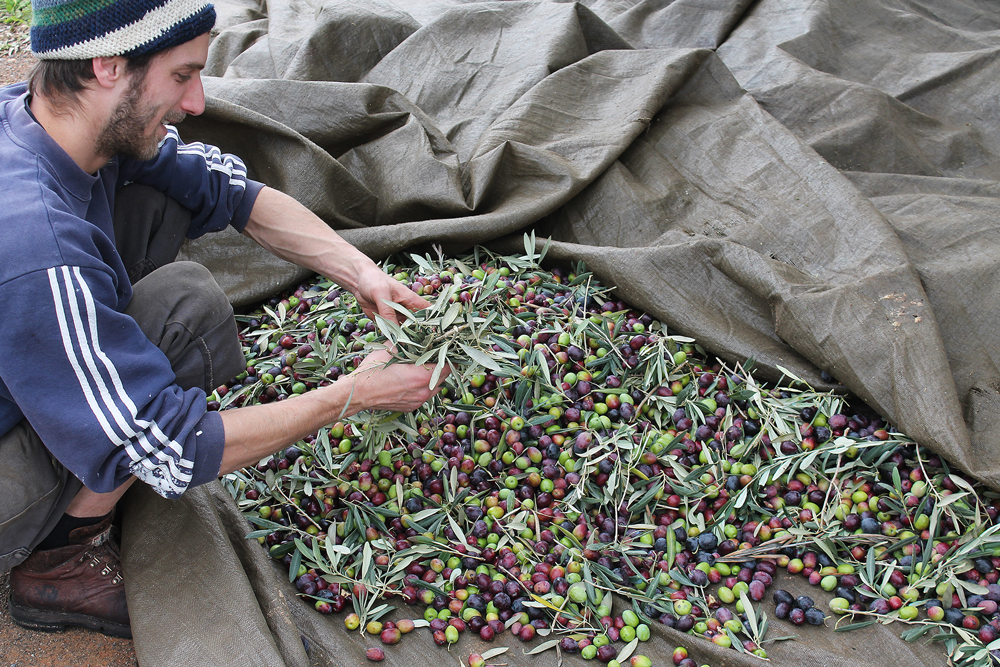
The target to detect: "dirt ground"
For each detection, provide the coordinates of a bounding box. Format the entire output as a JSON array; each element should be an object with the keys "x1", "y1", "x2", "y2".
[
  {"x1": 1, "y1": 21, "x2": 138, "y2": 667},
  {"x1": 0, "y1": 22, "x2": 32, "y2": 86}
]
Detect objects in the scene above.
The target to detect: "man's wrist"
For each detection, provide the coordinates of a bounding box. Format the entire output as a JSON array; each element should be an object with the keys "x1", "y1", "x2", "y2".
[
  {"x1": 320, "y1": 250, "x2": 374, "y2": 296},
  {"x1": 328, "y1": 373, "x2": 369, "y2": 419}
]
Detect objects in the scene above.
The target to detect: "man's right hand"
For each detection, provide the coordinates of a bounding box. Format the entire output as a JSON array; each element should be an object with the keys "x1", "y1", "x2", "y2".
[
  {"x1": 348, "y1": 349, "x2": 449, "y2": 413},
  {"x1": 217, "y1": 349, "x2": 449, "y2": 475}
]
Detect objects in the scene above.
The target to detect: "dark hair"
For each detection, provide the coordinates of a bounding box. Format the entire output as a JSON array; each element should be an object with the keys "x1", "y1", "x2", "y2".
[{"x1": 28, "y1": 52, "x2": 156, "y2": 109}]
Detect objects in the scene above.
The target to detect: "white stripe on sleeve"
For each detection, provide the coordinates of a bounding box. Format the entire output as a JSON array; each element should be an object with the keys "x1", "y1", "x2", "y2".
[
  {"x1": 70, "y1": 267, "x2": 195, "y2": 473},
  {"x1": 47, "y1": 267, "x2": 195, "y2": 497},
  {"x1": 165, "y1": 126, "x2": 248, "y2": 189}
]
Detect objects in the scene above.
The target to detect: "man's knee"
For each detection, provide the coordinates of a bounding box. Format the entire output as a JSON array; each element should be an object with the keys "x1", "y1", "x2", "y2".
[
  {"x1": 156, "y1": 261, "x2": 233, "y2": 325},
  {"x1": 127, "y1": 261, "x2": 244, "y2": 392}
]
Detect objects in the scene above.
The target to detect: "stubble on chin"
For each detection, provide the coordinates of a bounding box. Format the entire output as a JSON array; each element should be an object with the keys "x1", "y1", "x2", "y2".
[{"x1": 95, "y1": 74, "x2": 182, "y2": 163}]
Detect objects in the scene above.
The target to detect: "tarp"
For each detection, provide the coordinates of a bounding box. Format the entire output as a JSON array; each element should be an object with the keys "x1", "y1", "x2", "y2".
[{"x1": 121, "y1": 0, "x2": 1000, "y2": 665}]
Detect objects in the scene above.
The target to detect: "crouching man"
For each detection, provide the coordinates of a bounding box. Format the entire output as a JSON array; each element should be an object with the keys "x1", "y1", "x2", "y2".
[{"x1": 0, "y1": 0, "x2": 445, "y2": 638}]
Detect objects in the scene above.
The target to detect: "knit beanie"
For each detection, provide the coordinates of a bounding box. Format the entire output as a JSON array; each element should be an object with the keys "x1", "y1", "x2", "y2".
[{"x1": 30, "y1": 0, "x2": 216, "y2": 60}]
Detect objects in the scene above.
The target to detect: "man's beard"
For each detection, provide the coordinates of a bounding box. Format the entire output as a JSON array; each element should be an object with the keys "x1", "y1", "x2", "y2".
[{"x1": 95, "y1": 73, "x2": 184, "y2": 162}]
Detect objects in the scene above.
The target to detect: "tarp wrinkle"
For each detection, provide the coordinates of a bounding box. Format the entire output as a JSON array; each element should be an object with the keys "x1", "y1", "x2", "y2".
[{"x1": 116, "y1": 0, "x2": 1000, "y2": 664}]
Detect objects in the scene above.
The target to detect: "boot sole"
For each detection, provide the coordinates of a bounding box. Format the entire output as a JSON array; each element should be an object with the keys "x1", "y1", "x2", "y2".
[{"x1": 8, "y1": 597, "x2": 132, "y2": 639}]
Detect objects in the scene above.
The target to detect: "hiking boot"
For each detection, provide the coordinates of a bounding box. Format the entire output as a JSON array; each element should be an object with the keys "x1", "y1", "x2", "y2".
[{"x1": 8, "y1": 514, "x2": 130, "y2": 638}]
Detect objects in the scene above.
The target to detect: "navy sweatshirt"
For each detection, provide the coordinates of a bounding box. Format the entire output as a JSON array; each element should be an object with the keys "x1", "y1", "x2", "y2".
[{"x1": 0, "y1": 84, "x2": 264, "y2": 498}]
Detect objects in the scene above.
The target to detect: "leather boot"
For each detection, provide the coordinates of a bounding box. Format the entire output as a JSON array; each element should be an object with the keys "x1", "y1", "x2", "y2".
[{"x1": 8, "y1": 514, "x2": 130, "y2": 638}]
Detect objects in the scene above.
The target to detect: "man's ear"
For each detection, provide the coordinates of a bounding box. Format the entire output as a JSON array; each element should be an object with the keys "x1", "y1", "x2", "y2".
[{"x1": 91, "y1": 56, "x2": 129, "y2": 89}]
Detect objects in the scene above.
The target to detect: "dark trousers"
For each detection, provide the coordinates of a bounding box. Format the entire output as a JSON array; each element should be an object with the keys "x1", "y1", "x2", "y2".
[{"x1": 0, "y1": 186, "x2": 246, "y2": 573}]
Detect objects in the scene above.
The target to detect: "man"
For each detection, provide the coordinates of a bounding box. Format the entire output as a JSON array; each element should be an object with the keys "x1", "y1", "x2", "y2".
[{"x1": 0, "y1": 0, "x2": 446, "y2": 639}]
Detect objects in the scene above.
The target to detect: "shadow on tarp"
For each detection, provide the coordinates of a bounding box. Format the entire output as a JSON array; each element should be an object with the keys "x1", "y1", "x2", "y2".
[{"x1": 122, "y1": 0, "x2": 1000, "y2": 665}]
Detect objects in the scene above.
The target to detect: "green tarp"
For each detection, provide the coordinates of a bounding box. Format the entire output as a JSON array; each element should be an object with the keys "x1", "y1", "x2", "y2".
[{"x1": 121, "y1": 1, "x2": 1000, "y2": 665}]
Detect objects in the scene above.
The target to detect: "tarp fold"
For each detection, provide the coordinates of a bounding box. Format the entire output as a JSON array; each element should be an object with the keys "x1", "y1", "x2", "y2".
[{"x1": 120, "y1": 0, "x2": 1000, "y2": 664}]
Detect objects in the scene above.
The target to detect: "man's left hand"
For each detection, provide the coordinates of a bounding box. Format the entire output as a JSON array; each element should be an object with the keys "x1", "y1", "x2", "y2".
[{"x1": 354, "y1": 264, "x2": 431, "y2": 323}]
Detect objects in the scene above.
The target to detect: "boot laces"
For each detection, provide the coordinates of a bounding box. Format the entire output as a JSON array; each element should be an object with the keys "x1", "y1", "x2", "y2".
[{"x1": 77, "y1": 536, "x2": 123, "y2": 585}]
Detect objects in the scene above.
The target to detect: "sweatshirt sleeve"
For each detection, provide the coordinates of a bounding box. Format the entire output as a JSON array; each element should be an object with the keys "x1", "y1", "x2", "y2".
[
  {"x1": 117, "y1": 125, "x2": 264, "y2": 236},
  {"x1": 0, "y1": 266, "x2": 225, "y2": 498}
]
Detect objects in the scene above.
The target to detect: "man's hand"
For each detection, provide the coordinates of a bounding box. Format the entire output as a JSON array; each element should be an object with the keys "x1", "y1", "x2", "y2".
[
  {"x1": 348, "y1": 349, "x2": 449, "y2": 412},
  {"x1": 218, "y1": 349, "x2": 449, "y2": 475},
  {"x1": 354, "y1": 264, "x2": 431, "y2": 323}
]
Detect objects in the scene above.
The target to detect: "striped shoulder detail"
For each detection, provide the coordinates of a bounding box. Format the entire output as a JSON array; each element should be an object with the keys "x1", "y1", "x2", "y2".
[
  {"x1": 163, "y1": 126, "x2": 248, "y2": 189},
  {"x1": 46, "y1": 265, "x2": 195, "y2": 498}
]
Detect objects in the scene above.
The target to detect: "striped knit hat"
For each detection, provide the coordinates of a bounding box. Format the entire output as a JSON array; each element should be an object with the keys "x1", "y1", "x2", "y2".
[{"x1": 31, "y1": 0, "x2": 216, "y2": 60}]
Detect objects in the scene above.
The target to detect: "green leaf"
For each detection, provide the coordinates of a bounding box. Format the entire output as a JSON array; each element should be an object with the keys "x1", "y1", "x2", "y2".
[
  {"x1": 410, "y1": 253, "x2": 435, "y2": 274},
  {"x1": 740, "y1": 590, "x2": 758, "y2": 637},
  {"x1": 901, "y1": 625, "x2": 935, "y2": 642},
  {"x1": 268, "y1": 541, "x2": 296, "y2": 559},
  {"x1": 865, "y1": 541, "x2": 877, "y2": 586},
  {"x1": 726, "y1": 627, "x2": 746, "y2": 653},
  {"x1": 616, "y1": 638, "x2": 639, "y2": 663},
  {"x1": 378, "y1": 299, "x2": 420, "y2": 323},
  {"x1": 834, "y1": 620, "x2": 876, "y2": 632},
  {"x1": 538, "y1": 237, "x2": 552, "y2": 264},
  {"x1": 311, "y1": 536, "x2": 326, "y2": 570},
  {"x1": 524, "y1": 639, "x2": 560, "y2": 655},
  {"x1": 288, "y1": 548, "x2": 302, "y2": 584},
  {"x1": 481, "y1": 270, "x2": 501, "y2": 298},
  {"x1": 243, "y1": 529, "x2": 273, "y2": 540},
  {"x1": 372, "y1": 314, "x2": 407, "y2": 346},
  {"x1": 441, "y1": 301, "x2": 462, "y2": 330},
  {"x1": 458, "y1": 343, "x2": 503, "y2": 373},
  {"x1": 413, "y1": 348, "x2": 437, "y2": 366},
  {"x1": 429, "y1": 343, "x2": 450, "y2": 390},
  {"x1": 246, "y1": 516, "x2": 284, "y2": 531},
  {"x1": 362, "y1": 542, "x2": 373, "y2": 581},
  {"x1": 957, "y1": 579, "x2": 990, "y2": 595},
  {"x1": 481, "y1": 647, "x2": 509, "y2": 660}
]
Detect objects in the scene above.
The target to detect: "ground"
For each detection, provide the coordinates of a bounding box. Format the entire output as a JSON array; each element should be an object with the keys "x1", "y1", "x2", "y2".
[
  {"x1": 0, "y1": 21, "x2": 138, "y2": 667},
  {"x1": 0, "y1": 22, "x2": 31, "y2": 86}
]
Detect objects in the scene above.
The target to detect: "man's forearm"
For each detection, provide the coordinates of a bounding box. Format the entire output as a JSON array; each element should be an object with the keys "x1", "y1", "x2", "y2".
[
  {"x1": 216, "y1": 351, "x2": 445, "y2": 476},
  {"x1": 217, "y1": 378, "x2": 359, "y2": 475},
  {"x1": 241, "y1": 186, "x2": 432, "y2": 323},
  {"x1": 242, "y1": 186, "x2": 368, "y2": 292}
]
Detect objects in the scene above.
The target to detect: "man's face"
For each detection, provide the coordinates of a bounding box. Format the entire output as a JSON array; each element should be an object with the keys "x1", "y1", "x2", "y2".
[{"x1": 95, "y1": 33, "x2": 210, "y2": 161}]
